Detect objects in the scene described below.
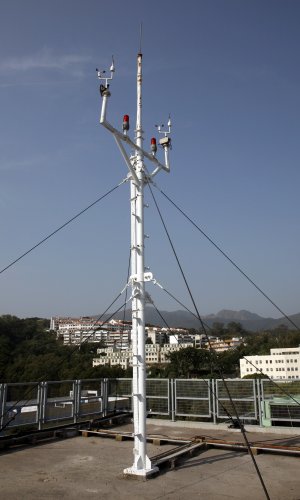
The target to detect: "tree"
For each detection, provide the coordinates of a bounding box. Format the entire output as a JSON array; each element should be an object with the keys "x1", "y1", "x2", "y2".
[
  {"x1": 166, "y1": 347, "x2": 211, "y2": 378},
  {"x1": 227, "y1": 322, "x2": 244, "y2": 335},
  {"x1": 0, "y1": 315, "x2": 130, "y2": 383},
  {"x1": 211, "y1": 322, "x2": 226, "y2": 337}
]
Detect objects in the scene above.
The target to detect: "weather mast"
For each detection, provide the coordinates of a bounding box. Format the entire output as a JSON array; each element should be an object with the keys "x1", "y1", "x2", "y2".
[{"x1": 97, "y1": 52, "x2": 171, "y2": 477}]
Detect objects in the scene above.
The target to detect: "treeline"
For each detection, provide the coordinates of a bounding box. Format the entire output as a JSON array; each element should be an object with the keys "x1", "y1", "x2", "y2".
[
  {"x1": 1, "y1": 315, "x2": 300, "y2": 383},
  {"x1": 0, "y1": 315, "x2": 131, "y2": 383},
  {"x1": 160, "y1": 324, "x2": 300, "y2": 379}
]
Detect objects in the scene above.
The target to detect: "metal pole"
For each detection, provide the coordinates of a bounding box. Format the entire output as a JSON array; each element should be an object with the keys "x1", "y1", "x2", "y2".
[
  {"x1": 130, "y1": 156, "x2": 140, "y2": 465},
  {"x1": 135, "y1": 52, "x2": 148, "y2": 470},
  {"x1": 132, "y1": 52, "x2": 148, "y2": 472},
  {"x1": 97, "y1": 51, "x2": 170, "y2": 477},
  {"x1": 124, "y1": 53, "x2": 157, "y2": 477}
]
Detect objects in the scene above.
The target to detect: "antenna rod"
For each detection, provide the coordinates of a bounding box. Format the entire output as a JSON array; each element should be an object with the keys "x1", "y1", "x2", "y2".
[{"x1": 139, "y1": 22, "x2": 143, "y2": 54}]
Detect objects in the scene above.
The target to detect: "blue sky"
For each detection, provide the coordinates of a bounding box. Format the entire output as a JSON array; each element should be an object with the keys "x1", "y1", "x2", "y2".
[{"x1": 0, "y1": 0, "x2": 299, "y2": 319}]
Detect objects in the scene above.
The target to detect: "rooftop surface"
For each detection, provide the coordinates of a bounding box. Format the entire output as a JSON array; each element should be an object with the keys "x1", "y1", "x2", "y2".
[{"x1": 1, "y1": 421, "x2": 299, "y2": 499}]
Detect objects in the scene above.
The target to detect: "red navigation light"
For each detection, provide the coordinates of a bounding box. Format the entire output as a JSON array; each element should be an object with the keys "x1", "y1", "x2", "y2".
[
  {"x1": 123, "y1": 114, "x2": 130, "y2": 132},
  {"x1": 150, "y1": 137, "x2": 157, "y2": 153}
]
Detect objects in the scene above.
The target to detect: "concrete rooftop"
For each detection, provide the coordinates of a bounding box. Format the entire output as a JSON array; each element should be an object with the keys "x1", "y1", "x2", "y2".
[{"x1": 1, "y1": 421, "x2": 300, "y2": 499}]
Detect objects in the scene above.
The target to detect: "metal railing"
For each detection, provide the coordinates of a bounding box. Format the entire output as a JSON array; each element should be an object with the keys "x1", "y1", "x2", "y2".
[
  {"x1": 0, "y1": 379, "x2": 108, "y2": 433},
  {"x1": 1, "y1": 377, "x2": 300, "y2": 435},
  {"x1": 216, "y1": 379, "x2": 258, "y2": 421},
  {"x1": 174, "y1": 379, "x2": 211, "y2": 419},
  {"x1": 261, "y1": 379, "x2": 300, "y2": 426}
]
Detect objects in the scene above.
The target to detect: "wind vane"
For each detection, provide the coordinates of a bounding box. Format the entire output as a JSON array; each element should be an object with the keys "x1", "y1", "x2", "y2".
[{"x1": 97, "y1": 51, "x2": 172, "y2": 477}]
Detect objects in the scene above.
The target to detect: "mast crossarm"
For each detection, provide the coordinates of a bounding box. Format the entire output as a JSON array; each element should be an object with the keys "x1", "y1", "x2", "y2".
[
  {"x1": 100, "y1": 117, "x2": 170, "y2": 173},
  {"x1": 113, "y1": 135, "x2": 139, "y2": 184}
]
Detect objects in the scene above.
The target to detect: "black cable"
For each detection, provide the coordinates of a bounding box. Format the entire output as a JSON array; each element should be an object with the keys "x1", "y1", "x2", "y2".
[
  {"x1": 121, "y1": 250, "x2": 131, "y2": 350},
  {"x1": 149, "y1": 170, "x2": 300, "y2": 410},
  {"x1": 159, "y1": 282, "x2": 300, "y2": 411},
  {"x1": 148, "y1": 182, "x2": 270, "y2": 500},
  {"x1": 160, "y1": 284, "x2": 300, "y2": 418},
  {"x1": 113, "y1": 250, "x2": 131, "y2": 414},
  {"x1": 0, "y1": 181, "x2": 123, "y2": 276},
  {"x1": 162, "y1": 290, "x2": 211, "y2": 376},
  {"x1": 157, "y1": 284, "x2": 211, "y2": 332},
  {"x1": 149, "y1": 300, "x2": 236, "y2": 425},
  {"x1": 1, "y1": 298, "x2": 129, "y2": 433},
  {"x1": 0, "y1": 292, "x2": 130, "y2": 434},
  {"x1": 243, "y1": 356, "x2": 300, "y2": 408},
  {"x1": 0, "y1": 296, "x2": 125, "y2": 432},
  {"x1": 155, "y1": 185, "x2": 299, "y2": 332}
]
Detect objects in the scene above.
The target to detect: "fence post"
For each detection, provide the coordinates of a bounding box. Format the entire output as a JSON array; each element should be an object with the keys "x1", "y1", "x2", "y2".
[
  {"x1": 41, "y1": 381, "x2": 48, "y2": 428},
  {"x1": 256, "y1": 378, "x2": 262, "y2": 426},
  {"x1": 75, "y1": 380, "x2": 81, "y2": 423},
  {"x1": 170, "y1": 379, "x2": 175, "y2": 422},
  {"x1": 0, "y1": 384, "x2": 5, "y2": 435},
  {"x1": 42, "y1": 381, "x2": 47, "y2": 428},
  {"x1": 102, "y1": 378, "x2": 108, "y2": 417},
  {"x1": 212, "y1": 379, "x2": 217, "y2": 425},
  {"x1": 260, "y1": 379, "x2": 266, "y2": 427},
  {"x1": 37, "y1": 382, "x2": 43, "y2": 431}
]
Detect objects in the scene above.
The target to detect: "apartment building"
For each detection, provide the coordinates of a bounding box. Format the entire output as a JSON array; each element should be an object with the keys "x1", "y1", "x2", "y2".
[
  {"x1": 50, "y1": 316, "x2": 131, "y2": 346},
  {"x1": 207, "y1": 337, "x2": 243, "y2": 352},
  {"x1": 240, "y1": 347, "x2": 300, "y2": 379},
  {"x1": 93, "y1": 343, "x2": 193, "y2": 369}
]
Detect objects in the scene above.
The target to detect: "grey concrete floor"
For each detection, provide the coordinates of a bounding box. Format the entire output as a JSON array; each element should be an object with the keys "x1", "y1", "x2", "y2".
[{"x1": 0, "y1": 423, "x2": 300, "y2": 500}]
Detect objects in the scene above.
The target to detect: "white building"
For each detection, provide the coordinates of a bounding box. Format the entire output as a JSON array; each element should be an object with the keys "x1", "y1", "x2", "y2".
[
  {"x1": 207, "y1": 337, "x2": 243, "y2": 353},
  {"x1": 50, "y1": 316, "x2": 131, "y2": 346},
  {"x1": 93, "y1": 343, "x2": 193, "y2": 369},
  {"x1": 146, "y1": 328, "x2": 167, "y2": 346},
  {"x1": 240, "y1": 347, "x2": 300, "y2": 380},
  {"x1": 61, "y1": 329, "x2": 131, "y2": 347},
  {"x1": 169, "y1": 333, "x2": 194, "y2": 345}
]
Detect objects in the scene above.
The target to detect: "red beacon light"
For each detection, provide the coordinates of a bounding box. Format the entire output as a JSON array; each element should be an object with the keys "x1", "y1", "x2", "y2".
[
  {"x1": 150, "y1": 137, "x2": 157, "y2": 154},
  {"x1": 122, "y1": 114, "x2": 130, "y2": 133}
]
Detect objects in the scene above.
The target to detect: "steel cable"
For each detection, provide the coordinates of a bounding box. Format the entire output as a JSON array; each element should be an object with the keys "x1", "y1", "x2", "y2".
[
  {"x1": 154, "y1": 281, "x2": 300, "y2": 410},
  {"x1": 0, "y1": 181, "x2": 125, "y2": 276},
  {"x1": 149, "y1": 300, "x2": 235, "y2": 423},
  {"x1": 0, "y1": 290, "x2": 131, "y2": 434},
  {"x1": 154, "y1": 184, "x2": 299, "y2": 332},
  {"x1": 147, "y1": 182, "x2": 271, "y2": 500}
]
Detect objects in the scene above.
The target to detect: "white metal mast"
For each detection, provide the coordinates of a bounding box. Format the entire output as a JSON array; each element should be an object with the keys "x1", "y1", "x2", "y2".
[
  {"x1": 131, "y1": 52, "x2": 150, "y2": 474},
  {"x1": 97, "y1": 52, "x2": 171, "y2": 478}
]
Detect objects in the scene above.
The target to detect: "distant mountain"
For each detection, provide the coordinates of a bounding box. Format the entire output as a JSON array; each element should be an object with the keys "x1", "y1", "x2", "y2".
[
  {"x1": 95, "y1": 308, "x2": 300, "y2": 331},
  {"x1": 270, "y1": 313, "x2": 300, "y2": 330},
  {"x1": 205, "y1": 309, "x2": 263, "y2": 321}
]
